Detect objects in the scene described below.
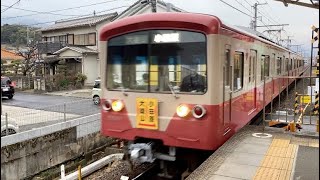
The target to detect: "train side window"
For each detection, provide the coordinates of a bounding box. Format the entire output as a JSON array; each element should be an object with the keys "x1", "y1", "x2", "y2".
[
  {"x1": 271, "y1": 54, "x2": 276, "y2": 76},
  {"x1": 225, "y1": 48, "x2": 231, "y2": 87},
  {"x1": 249, "y1": 50, "x2": 257, "y2": 83},
  {"x1": 277, "y1": 57, "x2": 282, "y2": 75},
  {"x1": 233, "y1": 52, "x2": 244, "y2": 91},
  {"x1": 289, "y1": 59, "x2": 293, "y2": 71},
  {"x1": 285, "y1": 58, "x2": 289, "y2": 72},
  {"x1": 261, "y1": 55, "x2": 270, "y2": 81}
]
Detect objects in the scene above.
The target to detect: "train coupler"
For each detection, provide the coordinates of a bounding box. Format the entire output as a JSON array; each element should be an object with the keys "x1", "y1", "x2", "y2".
[{"x1": 128, "y1": 142, "x2": 156, "y2": 163}]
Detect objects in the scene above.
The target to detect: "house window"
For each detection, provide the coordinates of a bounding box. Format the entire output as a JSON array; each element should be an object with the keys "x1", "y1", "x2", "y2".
[
  {"x1": 67, "y1": 34, "x2": 74, "y2": 45},
  {"x1": 74, "y1": 33, "x2": 96, "y2": 46},
  {"x1": 74, "y1": 35, "x2": 80, "y2": 45},
  {"x1": 233, "y1": 52, "x2": 244, "y2": 91},
  {"x1": 59, "y1": 35, "x2": 67, "y2": 44},
  {"x1": 88, "y1": 33, "x2": 96, "y2": 45}
]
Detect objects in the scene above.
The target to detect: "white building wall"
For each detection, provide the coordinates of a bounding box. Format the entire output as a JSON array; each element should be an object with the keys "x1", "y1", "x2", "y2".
[{"x1": 83, "y1": 54, "x2": 98, "y2": 85}]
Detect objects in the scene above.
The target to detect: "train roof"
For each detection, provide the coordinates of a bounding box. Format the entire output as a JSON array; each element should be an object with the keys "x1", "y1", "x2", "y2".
[{"x1": 100, "y1": 12, "x2": 301, "y2": 57}]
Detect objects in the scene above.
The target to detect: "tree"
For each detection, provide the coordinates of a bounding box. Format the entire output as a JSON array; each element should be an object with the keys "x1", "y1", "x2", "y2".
[
  {"x1": 16, "y1": 46, "x2": 38, "y2": 76},
  {"x1": 1, "y1": 24, "x2": 42, "y2": 47}
]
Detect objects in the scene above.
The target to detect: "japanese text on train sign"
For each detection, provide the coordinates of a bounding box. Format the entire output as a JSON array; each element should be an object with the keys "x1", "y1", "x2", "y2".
[{"x1": 136, "y1": 98, "x2": 158, "y2": 130}]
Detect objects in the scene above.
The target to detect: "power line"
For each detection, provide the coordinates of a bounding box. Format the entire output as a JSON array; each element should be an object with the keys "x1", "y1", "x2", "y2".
[
  {"x1": 219, "y1": 0, "x2": 253, "y2": 18},
  {"x1": 1, "y1": 0, "x2": 21, "y2": 13},
  {"x1": 1, "y1": 5, "x2": 79, "y2": 17},
  {"x1": 2, "y1": 0, "x2": 121, "y2": 19},
  {"x1": 28, "y1": 6, "x2": 129, "y2": 26},
  {"x1": 234, "y1": 0, "x2": 253, "y2": 14}
]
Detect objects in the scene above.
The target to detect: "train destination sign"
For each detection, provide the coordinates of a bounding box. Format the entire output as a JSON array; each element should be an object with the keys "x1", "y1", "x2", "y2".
[
  {"x1": 136, "y1": 98, "x2": 159, "y2": 130},
  {"x1": 153, "y1": 33, "x2": 180, "y2": 43}
]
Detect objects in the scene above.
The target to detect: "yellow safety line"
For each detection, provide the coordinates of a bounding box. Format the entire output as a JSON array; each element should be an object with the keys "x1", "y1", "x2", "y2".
[{"x1": 253, "y1": 139, "x2": 298, "y2": 180}]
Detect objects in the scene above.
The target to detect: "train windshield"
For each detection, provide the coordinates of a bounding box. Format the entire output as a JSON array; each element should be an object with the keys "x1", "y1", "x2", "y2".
[{"x1": 107, "y1": 30, "x2": 207, "y2": 94}]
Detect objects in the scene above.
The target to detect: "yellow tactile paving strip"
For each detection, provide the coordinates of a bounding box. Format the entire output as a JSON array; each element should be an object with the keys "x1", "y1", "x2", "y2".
[
  {"x1": 253, "y1": 139, "x2": 298, "y2": 180},
  {"x1": 253, "y1": 137, "x2": 319, "y2": 180}
]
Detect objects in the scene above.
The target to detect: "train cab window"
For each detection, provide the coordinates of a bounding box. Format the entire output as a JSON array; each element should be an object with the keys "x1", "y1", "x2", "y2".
[
  {"x1": 261, "y1": 55, "x2": 270, "y2": 81},
  {"x1": 106, "y1": 30, "x2": 207, "y2": 94},
  {"x1": 277, "y1": 57, "x2": 282, "y2": 75},
  {"x1": 233, "y1": 52, "x2": 244, "y2": 91}
]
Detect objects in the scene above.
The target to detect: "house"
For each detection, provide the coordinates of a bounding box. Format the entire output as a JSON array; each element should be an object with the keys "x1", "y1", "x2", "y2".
[
  {"x1": 1, "y1": 48, "x2": 24, "y2": 74},
  {"x1": 38, "y1": 0, "x2": 185, "y2": 86}
]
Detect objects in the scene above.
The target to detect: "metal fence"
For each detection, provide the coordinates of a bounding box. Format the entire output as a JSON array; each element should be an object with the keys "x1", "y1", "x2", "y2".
[
  {"x1": 2, "y1": 99, "x2": 100, "y2": 135},
  {"x1": 262, "y1": 73, "x2": 319, "y2": 132}
]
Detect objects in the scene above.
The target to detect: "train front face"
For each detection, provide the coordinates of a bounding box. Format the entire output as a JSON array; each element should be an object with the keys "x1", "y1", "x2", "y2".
[{"x1": 99, "y1": 14, "x2": 224, "y2": 154}]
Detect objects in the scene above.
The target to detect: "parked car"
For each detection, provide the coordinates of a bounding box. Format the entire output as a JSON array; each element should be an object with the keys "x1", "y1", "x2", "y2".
[
  {"x1": 1, "y1": 76, "x2": 15, "y2": 99},
  {"x1": 92, "y1": 79, "x2": 101, "y2": 105},
  {"x1": 1, "y1": 115, "x2": 19, "y2": 137}
]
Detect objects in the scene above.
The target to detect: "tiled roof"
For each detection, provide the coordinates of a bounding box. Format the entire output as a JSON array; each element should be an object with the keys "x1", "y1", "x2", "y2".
[
  {"x1": 1, "y1": 49, "x2": 24, "y2": 60},
  {"x1": 40, "y1": 12, "x2": 118, "y2": 32},
  {"x1": 53, "y1": 46, "x2": 98, "y2": 55}
]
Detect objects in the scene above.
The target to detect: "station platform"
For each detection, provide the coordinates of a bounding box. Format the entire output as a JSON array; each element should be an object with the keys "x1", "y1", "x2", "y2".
[{"x1": 187, "y1": 125, "x2": 319, "y2": 180}]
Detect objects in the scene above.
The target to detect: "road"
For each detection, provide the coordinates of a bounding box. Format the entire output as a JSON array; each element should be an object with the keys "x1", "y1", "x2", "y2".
[
  {"x1": 2, "y1": 92, "x2": 100, "y2": 131},
  {"x1": 2, "y1": 92, "x2": 100, "y2": 115}
]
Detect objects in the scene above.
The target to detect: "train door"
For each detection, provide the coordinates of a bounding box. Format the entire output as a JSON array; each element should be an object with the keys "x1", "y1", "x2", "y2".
[
  {"x1": 223, "y1": 45, "x2": 232, "y2": 130},
  {"x1": 249, "y1": 50, "x2": 257, "y2": 112}
]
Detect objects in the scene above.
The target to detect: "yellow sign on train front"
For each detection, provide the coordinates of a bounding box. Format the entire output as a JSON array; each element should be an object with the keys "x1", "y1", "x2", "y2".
[{"x1": 136, "y1": 98, "x2": 159, "y2": 130}]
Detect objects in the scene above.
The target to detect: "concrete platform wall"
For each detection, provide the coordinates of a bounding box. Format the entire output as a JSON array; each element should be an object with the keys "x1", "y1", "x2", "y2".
[{"x1": 1, "y1": 114, "x2": 104, "y2": 180}]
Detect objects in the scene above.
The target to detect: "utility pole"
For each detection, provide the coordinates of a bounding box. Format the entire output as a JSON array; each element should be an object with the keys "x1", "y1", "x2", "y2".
[
  {"x1": 263, "y1": 29, "x2": 284, "y2": 43},
  {"x1": 27, "y1": 27, "x2": 29, "y2": 46},
  {"x1": 252, "y1": 2, "x2": 267, "y2": 31},
  {"x1": 150, "y1": 0, "x2": 157, "y2": 13},
  {"x1": 288, "y1": 44, "x2": 303, "y2": 53},
  {"x1": 284, "y1": 36, "x2": 294, "y2": 48}
]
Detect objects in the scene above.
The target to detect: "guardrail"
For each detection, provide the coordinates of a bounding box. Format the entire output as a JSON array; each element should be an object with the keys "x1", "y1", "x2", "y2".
[{"x1": 1, "y1": 99, "x2": 99, "y2": 135}]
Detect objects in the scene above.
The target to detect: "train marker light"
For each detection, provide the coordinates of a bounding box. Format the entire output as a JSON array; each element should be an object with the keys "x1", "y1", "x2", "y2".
[
  {"x1": 103, "y1": 100, "x2": 112, "y2": 111},
  {"x1": 112, "y1": 100, "x2": 124, "y2": 112},
  {"x1": 192, "y1": 105, "x2": 206, "y2": 119},
  {"x1": 176, "y1": 104, "x2": 190, "y2": 118}
]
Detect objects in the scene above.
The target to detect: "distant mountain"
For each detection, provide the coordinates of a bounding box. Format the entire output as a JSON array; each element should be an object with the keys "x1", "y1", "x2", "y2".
[
  {"x1": 1, "y1": 17, "x2": 49, "y2": 28},
  {"x1": 1, "y1": 24, "x2": 42, "y2": 46}
]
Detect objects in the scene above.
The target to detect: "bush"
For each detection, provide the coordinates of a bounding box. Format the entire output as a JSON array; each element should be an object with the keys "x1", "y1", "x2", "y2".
[{"x1": 76, "y1": 73, "x2": 87, "y2": 85}]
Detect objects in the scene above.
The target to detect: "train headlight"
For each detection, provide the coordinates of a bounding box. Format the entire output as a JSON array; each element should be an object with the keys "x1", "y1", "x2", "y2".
[
  {"x1": 102, "y1": 100, "x2": 112, "y2": 111},
  {"x1": 112, "y1": 100, "x2": 124, "y2": 112},
  {"x1": 176, "y1": 104, "x2": 190, "y2": 118},
  {"x1": 192, "y1": 105, "x2": 206, "y2": 119}
]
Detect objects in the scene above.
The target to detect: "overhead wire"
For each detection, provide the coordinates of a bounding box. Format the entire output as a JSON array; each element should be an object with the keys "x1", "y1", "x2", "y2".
[
  {"x1": 234, "y1": 0, "x2": 253, "y2": 14},
  {"x1": 1, "y1": 5, "x2": 80, "y2": 17},
  {"x1": 1, "y1": 0, "x2": 21, "y2": 13},
  {"x1": 1, "y1": 0, "x2": 121, "y2": 19},
  {"x1": 219, "y1": 0, "x2": 253, "y2": 17},
  {"x1": 28, "y1": 5, "x2": 129, "y2": 26}
]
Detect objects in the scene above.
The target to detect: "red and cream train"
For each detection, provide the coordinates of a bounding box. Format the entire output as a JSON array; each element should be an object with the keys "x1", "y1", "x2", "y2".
[{"x1": 98, "y1": 13, "x2": 305, "y2": 162}]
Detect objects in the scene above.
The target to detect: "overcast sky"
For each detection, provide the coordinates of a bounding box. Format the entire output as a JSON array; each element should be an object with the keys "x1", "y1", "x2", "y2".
[{"x1": 1, "y1": 0, "x2": 319, "y2": 56}]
